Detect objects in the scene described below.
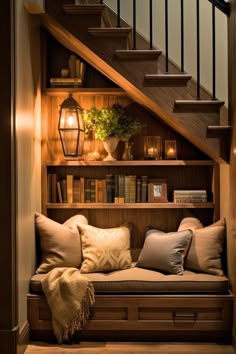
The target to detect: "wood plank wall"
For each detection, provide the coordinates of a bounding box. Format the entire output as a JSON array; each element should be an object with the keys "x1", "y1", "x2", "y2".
[
  {"x1": 228, "y1": 0, "x2": 236, "y2": 350},
  {"x1": 0, "y1": 1, "x2": 18, "y2": 354}
]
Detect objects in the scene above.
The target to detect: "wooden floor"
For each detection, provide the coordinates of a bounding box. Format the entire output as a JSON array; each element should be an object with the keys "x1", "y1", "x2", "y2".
[{"x1": 25, "y1": 342, "x2": 234, "y2": 354}]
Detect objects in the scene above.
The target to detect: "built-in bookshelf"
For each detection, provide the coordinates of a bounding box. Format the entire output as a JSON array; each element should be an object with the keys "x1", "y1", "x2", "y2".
[{"x1": 41, "y1": 31, "x2": 219, "y2": 239}]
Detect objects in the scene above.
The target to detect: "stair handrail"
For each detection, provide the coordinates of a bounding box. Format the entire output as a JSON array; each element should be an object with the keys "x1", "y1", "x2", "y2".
[{"x1": 207, "y1": 0, "x2": 230, "y2": 16}]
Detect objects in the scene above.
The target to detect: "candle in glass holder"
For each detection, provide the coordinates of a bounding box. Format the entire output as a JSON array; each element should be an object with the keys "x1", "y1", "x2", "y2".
[
  {"x1": 165, "y1": 140, "x2": 177, "y2": 160},
  {"x1": 144, "y1": 136, "x2": 162, "y2": 160}
]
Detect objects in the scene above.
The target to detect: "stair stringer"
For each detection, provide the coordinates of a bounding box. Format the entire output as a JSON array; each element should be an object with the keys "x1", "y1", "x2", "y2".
[{"x1": 32, "y1": 9, "x2": 228, "y2": 163}]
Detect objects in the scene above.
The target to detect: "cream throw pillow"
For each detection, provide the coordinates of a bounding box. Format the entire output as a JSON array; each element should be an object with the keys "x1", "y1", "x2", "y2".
[
  {"x1": 35, "y1": 213, "x2": 88, "y2": 273},
  {"x1": 178, "y1": 217, "x2": 203, "y2": 232},
  {"x1": 78, "y1": 223, "x2": 132, "y2": 273},
  {"x1": 183, "y1": 218, "x2": 226, "y2": 276}
]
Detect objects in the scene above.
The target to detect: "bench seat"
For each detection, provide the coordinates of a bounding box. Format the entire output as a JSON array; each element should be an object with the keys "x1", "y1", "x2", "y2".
[
  {"x1": 30, "y1": 267, "x2": 230, "y2": 294},
  {"x1": 28, "y1": 267, "x2": 233, "y2": 342}
]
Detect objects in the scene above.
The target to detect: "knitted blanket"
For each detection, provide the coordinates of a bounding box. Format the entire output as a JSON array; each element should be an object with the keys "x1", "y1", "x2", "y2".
[{"x1": 41, "y1": 267, "x2": 95, "y2": 344}]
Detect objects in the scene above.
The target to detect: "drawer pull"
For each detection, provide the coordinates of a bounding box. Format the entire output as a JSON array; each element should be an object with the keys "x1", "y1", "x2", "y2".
[{"x1": 173, "y1": 312, "x2": 197, "y2": 321}]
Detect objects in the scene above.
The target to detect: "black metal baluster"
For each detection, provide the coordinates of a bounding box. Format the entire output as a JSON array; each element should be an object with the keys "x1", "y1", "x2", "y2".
[
  {"x1": 165, "y1": 0, "x2": 169, "y2": 73},
  {"x1": 133, "y1": 0, "x2": 136, "y2": 50},
  {"x1": 212, "y1": 4, "x2": 216, "y2": 100},
  {"x1": 100, "y1": 0, "x2": 103, "y2": 4},
  {"x1": 149, "y1": 0, "x2": 153, "y2": 49},
  {"x1": 196, "y1": 0, "x2": 200, "y2": 99},
  {"x1": 180, "y1": 0, "x2": 184, "y2": 72},
  {"x1": 117, "y1": 0, "x2": 121, "y2": 28}
]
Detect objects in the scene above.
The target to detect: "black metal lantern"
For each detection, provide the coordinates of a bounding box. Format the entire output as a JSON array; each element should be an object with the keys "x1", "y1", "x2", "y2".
[{"x1": 58, "y1": 94, "x2": 85, "y2": 159}]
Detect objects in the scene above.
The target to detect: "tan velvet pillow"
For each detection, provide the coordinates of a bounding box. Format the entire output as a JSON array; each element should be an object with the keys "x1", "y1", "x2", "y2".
[
  {"x1": 136, "y1": 229, "x2": 193, "y2": 275},
  {"x1": 78, "y1": 223, "x2": 132, "y2": 273},
  {"x1": 178, "y1": 217, "x2": 203, "y2": 232},
  {"x1": 35, "y1": 213, "x2": 88, "y2": 273},
  {"x1": 184, "y1": 218, "x2": 226, "y2": 276}
]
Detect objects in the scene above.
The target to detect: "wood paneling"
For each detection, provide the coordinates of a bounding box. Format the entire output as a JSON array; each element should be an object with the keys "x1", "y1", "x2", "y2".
[{"x1": 0, "y1": 1, "x2": 18, "y2": 354}]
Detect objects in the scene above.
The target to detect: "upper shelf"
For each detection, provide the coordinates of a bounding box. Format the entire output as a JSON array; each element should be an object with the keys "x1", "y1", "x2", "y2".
[
  {"x1": 44, "y1": 87, "x2": 126, "y2": 96},
  {"x1": 46, "y1": 160, "x2": 215, "y2": 167}
]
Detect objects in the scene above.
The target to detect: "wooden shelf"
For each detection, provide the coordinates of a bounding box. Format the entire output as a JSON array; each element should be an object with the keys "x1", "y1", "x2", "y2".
[
  {"x1": 44, "y1": 88, "x2": 126, "y2": 96},
  {"x1": 46, "y1": 160, "x2": 215, "y2": 167},
  {"x1": 46, "y1": 202, "x2": 215, "y2": 209}
]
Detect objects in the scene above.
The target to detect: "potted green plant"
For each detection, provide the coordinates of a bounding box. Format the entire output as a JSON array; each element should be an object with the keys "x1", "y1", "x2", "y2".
[{"x1": 83, "y1": 104, "x2": 142, "y2": 160}]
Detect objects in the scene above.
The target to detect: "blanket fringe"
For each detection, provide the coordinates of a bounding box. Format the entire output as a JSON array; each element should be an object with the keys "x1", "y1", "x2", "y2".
[{"x1": 61, "y1": 281, "x2": 95, "y2": 343}]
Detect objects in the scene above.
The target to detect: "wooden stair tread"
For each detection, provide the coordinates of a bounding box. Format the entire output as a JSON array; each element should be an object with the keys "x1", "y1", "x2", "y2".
[
  {"x1": 115, "y1": 49, "x2": 162, "y2": 60},
  {"x1": 174, "y1": 100, "x2": 225, "y2": 113},
  {"x1": 88, "y1": 27, "x2": 131, "y2": 37},
  {"x1": 63, "y1": 4, "x2": 105, "y2": 15},
  {"x1": 144, "y1": 73, "x2": 192, "y2": 86},
  {"x1": 208, "y1": 125, "x2": 231, "y2": 130}
]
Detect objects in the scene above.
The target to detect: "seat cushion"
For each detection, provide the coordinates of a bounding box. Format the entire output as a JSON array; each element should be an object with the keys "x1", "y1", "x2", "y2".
[{"x1": 30, "y1": 267, "x2": 230, "y2": 295}]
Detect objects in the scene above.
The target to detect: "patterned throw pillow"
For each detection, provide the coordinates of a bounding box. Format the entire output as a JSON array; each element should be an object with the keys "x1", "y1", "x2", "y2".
[
  {"x1": 77, "y1": 223, "x2": 132, "y2": 273},
  {"x1": 35, "y1": 213, "x2": 88, "y2": 273},
  {"x1": 136, "y1": 229, "x2": 193, "y2": 275}
]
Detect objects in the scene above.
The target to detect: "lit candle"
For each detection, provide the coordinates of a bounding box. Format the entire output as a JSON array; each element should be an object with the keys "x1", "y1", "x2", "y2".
[
  {"x1": 148, "y1": 147, "x2": 154, "y2": 157},
  {"x1": 166, "y1": 147, "x2": 176, "y2": 159}
]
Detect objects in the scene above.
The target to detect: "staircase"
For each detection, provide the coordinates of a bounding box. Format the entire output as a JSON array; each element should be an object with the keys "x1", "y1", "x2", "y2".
[{"x1": 24, "y1": 0, "x2": 231, "y2": 163}]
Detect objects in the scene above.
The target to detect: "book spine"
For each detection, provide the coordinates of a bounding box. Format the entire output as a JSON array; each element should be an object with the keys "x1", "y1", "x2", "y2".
[
  {"x1": 66, "y1": 175, "x2": 74, "y2": 203},
  {"x1": 60, "y1": 179, "x2": 67, "y2": 203},
  {"x1": 69, "y1": 54, "x2": 76, "y2": 77},
  {"x1": 124, "y1": 175, "x2": 130, "y2": 203},
  {"x1": 141, "y1": 176, "x2": 148, "y2": 202},
  {"x1": 47, "y1": 173, "x2": 52, "y2": 203},
  {"x1": 114, "y1": 175, "x2": 119, "y2": 203},
  {"x1": 51, "y1": 173, "x2": 58, "y2": 203},
  {"x1": 57, "y1": 181, "x2": 63, "y2": 203},
  {"x1": 75, "y1": 58, "x2": 81, "y2": 78},
  {"x1": 106, "y1": 174, "x2": 114, "y2": 203},
  {"x1": 90, "y1": 179, "x2": 96, "y2": 202},
  {"x1": 84, "y1": 178, "x2": 91, "y2": 203},
  {"x1": 73, "y1": 179, "x2": 81, "y2": 203},
  {"x1": 96, "y1": 179, "x2": 104, "y2": 203},
  {"x1": 118, "y1": 175, "x2": 125, "y2": 203},
  {"x1": 129, "y1": 175, "x2": 136, "y2": 203},
  {"x1": 173, "y1": 190, "x2": 207, "y2": 195},
  {"x1": 136, "y1": 176, "x2": 141, "y2": 203},
  {"x1": 80, "y1": 177, "x2": 85, "y2": 203}
]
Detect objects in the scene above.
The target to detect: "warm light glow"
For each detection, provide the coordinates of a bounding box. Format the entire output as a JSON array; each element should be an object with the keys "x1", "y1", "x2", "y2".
[
  {"x1": 166, "y1": 147, "x2": 175, "y2": 157},
  {"x1": 67, "y1": 114, "x2": 76, "y2": 127}
]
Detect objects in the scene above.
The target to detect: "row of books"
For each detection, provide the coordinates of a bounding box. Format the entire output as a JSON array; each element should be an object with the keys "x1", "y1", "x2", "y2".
[
  {"x1": 173, "y1": 190, "x2": 208, "y2": 203},
  {"x1": 47, "y1": 174, "x2": 149, "y2": 203},
  {"x1": 50, "y1": 55, "x2": 86, "y2": 87}
]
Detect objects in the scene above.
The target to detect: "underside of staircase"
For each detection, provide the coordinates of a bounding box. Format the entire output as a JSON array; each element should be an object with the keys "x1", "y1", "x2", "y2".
[{"x1": 24, "y1": 0, "x2": 230, "y2": 163}]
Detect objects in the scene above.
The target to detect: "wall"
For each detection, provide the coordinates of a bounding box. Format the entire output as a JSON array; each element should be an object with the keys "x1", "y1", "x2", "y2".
[
  {"x1": 16, "y1": 0, "x2": 43, "y2": 336},
  {"x1": 105, "y1": 0, "x2": 228, "y2": 105}
]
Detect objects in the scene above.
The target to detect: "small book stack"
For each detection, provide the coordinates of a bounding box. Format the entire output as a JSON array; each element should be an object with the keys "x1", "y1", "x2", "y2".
[
  {"x1": 173, "y1": 190, "x2": 207, "y2": 203},
  {"x1": 50, "y1": 54, "x2": 86, "y2": 88}
]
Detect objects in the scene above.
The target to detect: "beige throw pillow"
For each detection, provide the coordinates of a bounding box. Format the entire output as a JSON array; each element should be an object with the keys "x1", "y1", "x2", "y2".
[
  {"x1": 136, "y1": 229, "x2": 193, "y2": 275},
  {"x1": 178, "y1": 217, "x2": 203, "y2": 232},
  {"x1": 184, "y1": 218, "x2": 226, "y2": 276},
  {"x1": 78, "y1": 223, "x2": 132, "y2": 273},
  {"x1": 35, "y1": 213, "x2": 88, "y2": 273}
]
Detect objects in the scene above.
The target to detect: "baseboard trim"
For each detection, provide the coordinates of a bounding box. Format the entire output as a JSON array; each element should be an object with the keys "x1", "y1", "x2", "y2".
[
  {"x1": 17, "y1": 321, "x2": 30, "y2": 354},
  {"x1": 0, "y1": 326, "x2": 18, "y2": 354}
]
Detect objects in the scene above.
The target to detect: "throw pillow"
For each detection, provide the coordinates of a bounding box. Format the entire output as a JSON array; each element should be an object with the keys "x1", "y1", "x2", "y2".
[
  {"x1": 178, "y1": 217, "x2": 203, "y2": 232},
  {"x1": 184, "y1": 218, "x2": 226, "y2": 276},
  {"x1": 35, "y1": 212, "x2": 88, "y2": 273},
  {"x1": 77, "y1": 223, "x2": 132, "y2": 273},
  {"x1": 136, "y1": 229, "x2": 193, "y2": 275}
]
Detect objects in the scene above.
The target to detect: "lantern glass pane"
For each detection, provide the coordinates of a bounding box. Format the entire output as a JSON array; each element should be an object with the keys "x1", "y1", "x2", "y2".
[
  {"x1": 60, "y1": 130, "x2": 79, "y2": 157},
  {"x1": 59, "y1": 109, "x2": 78, "y2": 129}
]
